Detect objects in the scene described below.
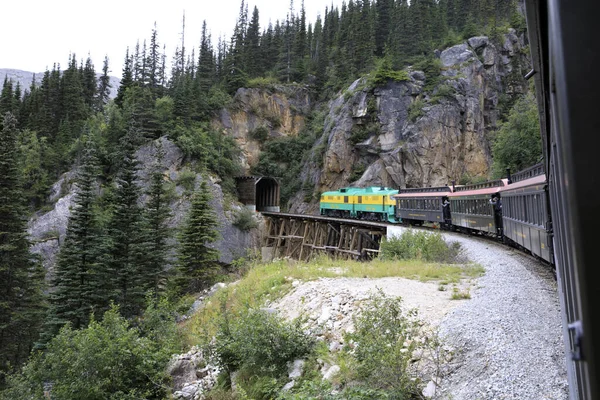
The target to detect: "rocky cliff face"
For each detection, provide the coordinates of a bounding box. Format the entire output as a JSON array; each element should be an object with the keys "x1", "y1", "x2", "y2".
[
  {"x1": 28, "y1": 137, "x2": 258, "y2": 277},
  {"x1": 212, "y1": 85, "x2": 312, "y2": 173},
  {"x1": 325, "y1": 32, "x2": 527, "y2": 188},
  {"x1": 289, "y1": 31, "x2": 530, "y2": 213}
]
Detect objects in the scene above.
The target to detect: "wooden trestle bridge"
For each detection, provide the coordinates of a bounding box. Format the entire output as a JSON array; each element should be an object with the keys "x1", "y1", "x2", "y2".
[{"x1": 260, "y1": 212, "x2": 391, "y2": 261}]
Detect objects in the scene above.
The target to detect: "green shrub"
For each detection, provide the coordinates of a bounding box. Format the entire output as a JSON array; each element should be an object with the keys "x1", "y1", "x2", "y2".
[
  {"x1": 2, "y1": 304, "x2": 181, "y2": 400},
  {"x1": 431, "y1": 83, "x2": 456, "y2": 104},
  {"x1": 370, "y1": 57, "x2": 410, "y2": 86},
  {"x1": 233, "y1": 207, "x2": 259, "y2": 231},
  {"x1": 450, "y1": 287, "x2": 471, "y2": 300},
  {"x1": 349, "y1": 125, "x2": 370, "y2": 145},
  {"x1": 265, "y1": 112, "x2": 282, "y2": 129},
  {"x1": 250, "y1": 126, "x2": 270, "y2": 142},
  {"x1": 342, "y1": 291, "x2": 423, "y2": 396},
  {"x1": 349, "y1": 164, "x2": 366, "y2": 182},
  {"x1": 408, "y1": 98, "x2": 425, "y2": 122},
  {"x1": 379, "y1": 229, "x2": 461, "y2": 263},
  {"x1": 212, "y1": 308, "x2": 314, "y2": 379},
  {"x1": 411, "y1": 56, "x2": 443, "y2": 93},
  {"x1": 246, "y1": 76, "x2": 281, "y2": 88},
  {"x1": 207, "y1": 87, "x2": 233, "y2": 111},
  {"x1": 176, "y1": 167, "x2": 197, "y2": 193}
]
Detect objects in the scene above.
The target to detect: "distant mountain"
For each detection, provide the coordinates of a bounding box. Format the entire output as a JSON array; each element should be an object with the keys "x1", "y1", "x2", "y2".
[{"x1": 0, "y1": 68, "x2": 120, "y2": 99}]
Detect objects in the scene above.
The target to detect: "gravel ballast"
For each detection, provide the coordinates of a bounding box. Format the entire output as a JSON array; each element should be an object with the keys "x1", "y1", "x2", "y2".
[
  {"x1": 432, "y1": 230, "x2": 569, "y2": 399},
  {"x1": 271, "y1": 227, "x2": 569, "y2": 399}
]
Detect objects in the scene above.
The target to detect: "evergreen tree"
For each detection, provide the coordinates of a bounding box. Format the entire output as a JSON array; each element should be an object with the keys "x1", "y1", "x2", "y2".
[
  {"x1": 375, "y1": 0, "x2": 394, "y2": 57},
  {"x1": 81, "y1": 56, "x2": 97, "y2": 109},
  {"x1": 17, "y1": 129, "x2": 50, "y2": 209},
  {"x1": 41, "y1": 137, "x2": 102, "y2": 343},
  {"x1": 312, "y1": 14, "x2": 328, "y2": 89},
  {"x1": 115, "y1": 49, "x2": 134, "y2": 108},
  {"x1": 260, "y1": 22, "x2": 279, "y2": 75},
  {"x1": 104, "y1": 126, "x2": 147, "y2": 318},
  {"x1": 353, "y1": 0, "x2": 375, "y2": 73},
  {"x1": 245, "y1": 7, "x2": 261, "y2": 78},
  {"x1": 122, "y1": 85, "x2": 159, "y2": 138},
  {"x1": 147, "y1": 23, "x2": 161, "y2": 91},
  {"x1": 0, "y1": 113, "x2": 46, "y2": 379},
  {"x1": 224, "y1": 0, "x2": 249, "y2": 93},
  {"x1": 195, "y1": 21, "x2": 216, "y2": 117},
  {"x1": 0, "y1": 77, "x2": 14, "y2": 118},
  {"x1": 96, "y1": 56, "x2": 112, "y2": 111},
  {"x1": 16, "y1": 80, "x2": 36, "y2": 130},
  {"x1": 277, "y1": 1, "x2": 296, "y2": 83},
  {"x1": 142, "y1": 140, "x2": 173, "y2": 297},
  {"x1": 60, "y1": 55, "x2": 88, "y2": 125},
  {"x1": 174, "y1": 180, "x2": 220, "y2": 294},
  {"x1": 292, "y1": 1, "x2": 308, "y2": 82}
]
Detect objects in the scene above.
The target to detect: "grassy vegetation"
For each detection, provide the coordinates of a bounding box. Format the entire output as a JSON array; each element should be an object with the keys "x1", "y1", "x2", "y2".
[
  {"x1": 184, "y1": 240, "x2": 482, "y2": 344},
  {"x1": 179, "y1": 230, "x2": 483, "y2": 399}
]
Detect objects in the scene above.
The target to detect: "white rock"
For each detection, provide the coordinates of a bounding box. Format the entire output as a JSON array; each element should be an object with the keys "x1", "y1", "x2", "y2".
[
  {"x1": 322, "y1": 365, "x2": 340, "y2": 381},
  {"x1": 288, "y1": 359, "x2": 305, "y2": 379},
  {"x1": 317, "y1": 306, "x2": 331, "y2": 325},
  {"x1": 422, "y1": 380, "x2": 437, "y2": 398}
]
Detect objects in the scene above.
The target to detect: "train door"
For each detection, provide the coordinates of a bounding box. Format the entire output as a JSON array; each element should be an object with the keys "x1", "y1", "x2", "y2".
[
  {"x1": 442, "y1": 196, "x2": 451, "y2": 224},
  {"x1": 491, "y1": 195, "x2": 503, "y2": 235}
]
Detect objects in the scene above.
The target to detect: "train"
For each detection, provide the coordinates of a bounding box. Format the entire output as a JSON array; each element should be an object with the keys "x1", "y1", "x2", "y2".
[
  {"x1": 523, "y1": 0, "x2": 598, "y2": 397},
  {"x1": 319, "y1": 186, "x2": 398, "y2": 223},
  {"x1": 319, "y1": 162, "x2": 553, "y2": 264}
]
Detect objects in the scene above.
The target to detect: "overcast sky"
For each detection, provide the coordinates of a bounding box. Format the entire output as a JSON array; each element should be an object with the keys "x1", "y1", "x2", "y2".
[{"x1": 1, "y1": 0, "x2": 343, "y2": 79}]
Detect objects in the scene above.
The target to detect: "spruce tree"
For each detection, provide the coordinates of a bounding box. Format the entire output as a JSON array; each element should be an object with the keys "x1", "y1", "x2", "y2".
[
  {"x1": 147, "y1": 23, "x2": 161, "y2": 91},
  {"x1": 60, "y1": 55, "x2": 88, "y2": 126},
  {"x1": 375, "y1": 0, "x2": 394, "y2": 57},
  {"x1": 0, "y1": 113, "x2": 46, "y2": 379},
  {"x1": 0, "y1": 77, "x2": 14, "y2": 118},
  {"x1": 41, "y1": 137, "x2": 102, "y2": 343},
  {"x1": 17, "y1": 129, "x2": 49, "y2": 209},
  {"x1": 115, "y1": 50, "x2": 134, "y2": 108},
  {"x1": 96, "y1": 56, "x2": 112, "y2": 111},
  {"x1": 104, "y1": 126, "x2": 147, "y2": 318},
  {"x1": 142, "y1": 140, "x2": 173, "y2": 297},
  {"x1": 81, "y1": 56, "x2": 98, "y2": 109},
  {"x1": 174, "y1": 180, "x2": 220, "y2": 294},
  {"x1": 245, "y1": 7, "x2": 261, "y2": 78}
]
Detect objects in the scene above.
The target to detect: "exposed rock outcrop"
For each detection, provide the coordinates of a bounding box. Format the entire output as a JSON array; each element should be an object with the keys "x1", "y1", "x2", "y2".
[
  {"x1": 27, "y1": 136, "x2": 258, "y2": 277},
  {"x1": 289, "y1": 32, "x2": 529, "y2": 213},
  {"x1": 212, "y1": 85, "x2": 311, "y2": 173}
]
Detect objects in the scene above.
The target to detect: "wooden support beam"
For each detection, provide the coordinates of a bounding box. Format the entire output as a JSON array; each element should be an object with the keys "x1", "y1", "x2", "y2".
[{"x1": 261, "y1": 214, "x2": 387, "y2": 262}]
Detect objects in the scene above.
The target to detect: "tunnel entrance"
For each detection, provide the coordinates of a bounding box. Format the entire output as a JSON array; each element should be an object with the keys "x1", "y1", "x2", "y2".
[{"x1": 236, "y1": 176, "x2": 280, "y2": 212}]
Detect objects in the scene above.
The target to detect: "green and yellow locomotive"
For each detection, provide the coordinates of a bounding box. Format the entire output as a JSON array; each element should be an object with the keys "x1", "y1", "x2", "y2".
[{"x1": 319, "y1": 186, "x2": 399, "y2": 223}]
